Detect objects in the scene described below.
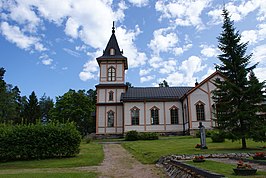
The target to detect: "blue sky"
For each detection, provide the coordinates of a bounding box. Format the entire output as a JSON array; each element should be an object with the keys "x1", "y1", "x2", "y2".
[{"x1": 0, "y1": 0, "x2": 266, "y2": 100}]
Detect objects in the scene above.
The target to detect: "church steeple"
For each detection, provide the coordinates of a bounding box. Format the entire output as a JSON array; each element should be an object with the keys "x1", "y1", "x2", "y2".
[{"x1": 96, "y1": 22, "x2": 128, "y2": 69}]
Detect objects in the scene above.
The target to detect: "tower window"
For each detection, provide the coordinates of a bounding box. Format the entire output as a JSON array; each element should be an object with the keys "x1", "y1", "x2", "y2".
[
  {"x1": 108, "y1": 67, "x2": 116, "y2": 81},
  {"x1": 109, "y1": 91, "x2": 114, "y2": 101},
  {"x1": 110, "y1": 48, "x2": 115, "y2": 55},
  {"x1": 107, "y1": 110, "x2": 114, "y2": 127}
]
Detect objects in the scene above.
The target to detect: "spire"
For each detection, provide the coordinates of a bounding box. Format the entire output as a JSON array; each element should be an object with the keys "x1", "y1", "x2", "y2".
[
  {"x1": 96, "y1": 22, "x2": 128, "y2": 70},
  {"x1": 112, "y1": 21, "x2": 115, "y2": 34}
]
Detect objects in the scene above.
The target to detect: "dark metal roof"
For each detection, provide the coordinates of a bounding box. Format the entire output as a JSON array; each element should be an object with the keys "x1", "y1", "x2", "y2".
[{"x1": 121, "y1": 87, "x2": 193, "y2": 101}]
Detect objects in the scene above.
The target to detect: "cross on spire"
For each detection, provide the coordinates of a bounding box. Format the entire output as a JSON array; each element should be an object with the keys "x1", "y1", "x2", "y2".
[{"x1": 112, "y1": 21, "x2": 115, "y2": 34}]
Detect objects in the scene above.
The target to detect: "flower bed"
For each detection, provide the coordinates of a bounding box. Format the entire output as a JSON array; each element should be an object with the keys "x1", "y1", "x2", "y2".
[
  {"x1": 233, "y1": 160, "x2": 257, "y2": 176},
  {"x1": 253, "y1": 152, "x2": 266, "y2": 160},
  {"x1": 193, "y1": 156, "x2": 205, "y2": 162}
]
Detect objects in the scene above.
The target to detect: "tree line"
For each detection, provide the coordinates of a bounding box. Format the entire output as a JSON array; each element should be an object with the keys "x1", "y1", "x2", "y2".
[{"x1": 0, "y1": 67, "x2": 96, "y2": 136}]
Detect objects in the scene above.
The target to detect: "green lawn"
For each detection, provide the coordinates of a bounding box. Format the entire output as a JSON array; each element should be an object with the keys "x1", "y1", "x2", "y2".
[
  {"x1": 187, "y1": 160, "x2": 266, "y2": 178},
  {"x1": 0, "y1": 142, "x2": 103, "y2": 177},
  {"x1": 0, "y1": 142, "x2": 103, "y2": 169},
  {"x1": 122, "y1": 136, "x2": 266, "y2": 164},
  {"x1": 0, "y1": 172, "x2": 98, "y2": 178}
]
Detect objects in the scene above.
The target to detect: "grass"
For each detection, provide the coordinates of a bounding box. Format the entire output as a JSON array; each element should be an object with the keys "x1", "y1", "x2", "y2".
[
  {"x1": 0, "y1": 142, "x2": 104, "y2": 169},
  {"x1": 0, "y1": 172, "x2": 98, "y2": 178},
  {"x1": 186, "y1": 160, "x2": 266, "y2": 178},
  {"x1": 122, "y1": 136, "x2": 266, "y2": 164},
  {"x1": 0, "y1": 142, "x2": 103, "y2": 177}
]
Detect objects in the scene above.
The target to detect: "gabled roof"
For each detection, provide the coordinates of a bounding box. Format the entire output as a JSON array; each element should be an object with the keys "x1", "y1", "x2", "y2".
[
  {"x1": 96, "y1": 23, "x2": 128, "y2": 69},
  {"x1": 121, "y1": 87, "x2": 193, "y2": 102},
  {"x1": 184, "y1": 70, "x2": 224, "y2": 97}
]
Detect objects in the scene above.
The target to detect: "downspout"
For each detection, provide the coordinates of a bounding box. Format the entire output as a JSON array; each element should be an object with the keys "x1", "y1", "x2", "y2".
[
  {"x1": 186, "y1": 95, "x2": 190, "y2": 135},
  {"x1": 181, "y1": 99, "x2": 185, "y2": 135}
]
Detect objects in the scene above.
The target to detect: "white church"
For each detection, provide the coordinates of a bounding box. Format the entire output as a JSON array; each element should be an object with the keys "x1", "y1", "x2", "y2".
[{"x1": 96, "y1": 25, "x2": 223, "y2": 135}]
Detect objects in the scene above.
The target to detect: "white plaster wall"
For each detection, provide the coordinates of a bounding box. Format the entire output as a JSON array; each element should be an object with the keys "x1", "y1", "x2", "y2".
[
  {"x1": 98, "y1": 106, "x2": 105, "y2": 128},
  {"x1": 116, "y1": 89, "x2": 125, "y2": 101},
  {"x1": 100, "y1": 62, "x2": 125, "y2": 84},
  {"x1": 125, "y1": 126, "x2": 145, "y2": 132},
  {"x1": 116, "y1": 106, "x2": 123, "y2": 127},
  {"x1": 146, "y1": 125, "x2": 165, "y2": 131},
  {"x1": 145, "y1": 102, "x2": 164, "y2": 125},
  {"x1": 189, "y1": 89, "x2": 210, "y2": 122},
  {"x1": 166, "y1": 125, "x2": 183, "y2": 131},
  {"x1": 124, "y1": 102, "x2": 145, "y2": 126},
  {"x1": 98, "y1": 89, "x2": 106, "y2": 103},
  {"x1": 164, "y1": 101, "x2": 183, "y2": 124},
  {"x1": 100, "y1": 64, "x2": 107, "y2": 82}
]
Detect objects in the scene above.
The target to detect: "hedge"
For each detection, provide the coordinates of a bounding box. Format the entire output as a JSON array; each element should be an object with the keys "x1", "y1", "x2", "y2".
[
  {"x1": 125, "y1": 130, "x2": 159, "y2": 141},
  {"x1": 0, "y1": 122, "x2": 81, "y2": 162}
]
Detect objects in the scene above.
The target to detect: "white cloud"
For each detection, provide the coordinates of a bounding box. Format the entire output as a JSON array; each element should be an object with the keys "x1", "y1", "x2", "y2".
[
  {"x1": 164, "y1": 71, "x2": 185, "y2": 86},
  {"x1": 241, "y1": 23, "x2": 266, "y2": 44},
  {"x1": 0, "y1": 21, "x2": 43, "y2": 51},
  {"x1": 159, "y1": 59, "x2": 177, "y2": 74},
  {"x1": 241, "y1": 30, "x2": 258, "y2": 44},
  {"x1": 116, "y1": 25, "x2": 147, "y2": 68},
  {"x1": 208, "y1": 0, "x2": 264, "y2": 24},
  {"x1": 252, "y1": 44, "x2": 266, "y2": 65},
  {"x1": 140, "y1": 75, "x2": 155, "y2": 83},
  {"x1": 139, "y1": 68, "x2": 152, "y2": 76},
  {"x1": 149, "y1": 56, "x2": 163, "y2": 69},
  {"x1": 39, "y1": 54, "x2": 53, "y2": 65},
  {"x1": 254, "y1": 67, "x2": 266, "y2": 82},
  {"x1": 63, "y1": 48, "x2": 80, "y2": 58},
  {"x1": 155, "y1": 0, "x2": 210, "y2": 29},
  {"x1": 65, "y1": 17, "x2": 79, "y2": 39},
  {"x1": 180, "y1": 56, "x2": 206, "y2": 73},
  {"x1": 200, "y1": 44, "x2": 219, "y2": 58},
  {"x1": 128, "y1": 0, "x2": 149, "y2": 7},
  {"x1": 149, "y1": 27, "x2": 178, "y2": 55},
  {"x1": 79, "y1": 50, "x2": 101, "y2": 81}
]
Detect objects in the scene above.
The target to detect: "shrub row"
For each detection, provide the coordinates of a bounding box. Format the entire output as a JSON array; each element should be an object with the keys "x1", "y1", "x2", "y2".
[
  {"x1": 195, "y1": 129, "x2": 225, "y2": 143},
  {"x1": 125, "y1": 130, "x2": 159, "y2": 141},
  {"x1": 0, "y1": 122, "x2": 81, "y2": 162}
]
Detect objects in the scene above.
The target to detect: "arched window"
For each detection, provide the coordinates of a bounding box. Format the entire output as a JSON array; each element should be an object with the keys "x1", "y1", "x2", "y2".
[
  {"x1": 131, "y1": 107, "x2": 139, "y2": 125},
  {"x1": 109, "y1": 91, "x2": 114, "y2": 101},
  {"x1": 150, "y1": 106, "x2": 159, "y2": 125},
  {"x1": 110, "y1": 48, "x2": 115, "y2": 55},
  {"x1": 107, "y1": 110, "x2": 114, "y2": 127},
  {"x1": 195, "y1": 101, "x2": 205, "y2": 121},
  {"x1": 170, "y1": 106, "x2": 178, "y2": 124},
  {"x1": 108, "y1": 67, "x2": 116, "y2": 81}
]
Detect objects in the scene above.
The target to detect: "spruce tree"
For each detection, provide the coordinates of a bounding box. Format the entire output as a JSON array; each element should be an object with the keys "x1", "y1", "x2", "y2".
[{"x1": 213, "y1": 8, "x2": 265, "y2": 149}]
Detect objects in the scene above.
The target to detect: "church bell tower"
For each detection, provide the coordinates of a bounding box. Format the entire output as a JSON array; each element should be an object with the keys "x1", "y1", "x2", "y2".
[{"x1": 95, "y1": 22, "x2": 128, "y2": 135}]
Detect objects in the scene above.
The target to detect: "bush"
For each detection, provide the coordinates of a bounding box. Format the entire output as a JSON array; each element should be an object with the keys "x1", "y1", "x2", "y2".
[
  {"x1": 211, "y1": 132, "x2": 225, "y2": 142},
  {"x1": 125, "y1": 130, "x2": 139, "y2": 141},
  {"x1": 138, "y1": 132, "x2": 159, "y2": 140},
  {"x1": 0, "y1": 122, "x2": 81, "y2": 162},
  {"x1": 125, "y1": 131, "x2": 159, "y2": 141},
  {"x1": 195, "y1": 130, "x2": 213, "y2": 138}
]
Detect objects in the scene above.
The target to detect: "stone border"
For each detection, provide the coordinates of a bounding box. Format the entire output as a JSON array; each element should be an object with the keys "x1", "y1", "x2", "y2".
[
  {"x1": 167, "y1": 153, "x2": 255, "y2": 160},
  {"x1": 230, "y1": 157, "x2": 266, "y2": 165},
  {"x1": 157, "y1": 156, "x2": 225, "y2": 178}
]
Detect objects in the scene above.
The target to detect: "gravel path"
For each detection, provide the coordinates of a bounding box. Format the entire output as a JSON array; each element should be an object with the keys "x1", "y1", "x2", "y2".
[{"x1": 97, "y1": 143, "x2": 165, "y2": 178}]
